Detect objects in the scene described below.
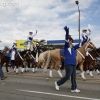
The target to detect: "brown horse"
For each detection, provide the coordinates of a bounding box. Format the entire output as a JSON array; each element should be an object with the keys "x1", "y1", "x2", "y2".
[
  {"x1": 83, "y1": 48, "x2": 100, "y2": 77},
  {"x1": 14, "y1": 50, "x2": 34, "y2": 74},
  {"x1": 24, "y1": 46, "x2": 43, "y2": 73},
  {"x1": 1, "y1": 50, "x2": 31, "y2": 74},
  {"x1": 44, "y1": 39, "x2": 96, "y2": 80},
  {"x1": 95, "y1": 60, "x2": 100, "y2": 74}
]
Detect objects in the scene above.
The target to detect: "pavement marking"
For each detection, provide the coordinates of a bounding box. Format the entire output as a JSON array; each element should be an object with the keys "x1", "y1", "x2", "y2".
[{"x1": 17, "y1": 89, "x2": 100, "y2": 100}]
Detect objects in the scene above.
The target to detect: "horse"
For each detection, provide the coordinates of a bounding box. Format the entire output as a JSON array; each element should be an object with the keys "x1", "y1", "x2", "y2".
[
  {"x1": 37, "y1": 50, "x2": 51, "y2": 68},
  {"x1": 25, "y1": 45, "x2": 43, "y2": 73},
  {"x1": 0, "y1": 50, "x2": 32, "y2": 74},
  {"x1": 25, "y1": 50, "x2": 38, "y2": 73},
  {"x1": 44, "y1": 39, "x2": 96, "y2": 80},
  {"x1": 83, "y1": 48, "x2": 100, "y2": 77},
  {"x1": 95, "y1": 60, "x2": 100, "y2": 74},
  {"x1": 0, "y1": 50, "x2": 11, "y2": 73},
  {"x1": 14, "y1": 50, "x2": 33, "y2": 74}
]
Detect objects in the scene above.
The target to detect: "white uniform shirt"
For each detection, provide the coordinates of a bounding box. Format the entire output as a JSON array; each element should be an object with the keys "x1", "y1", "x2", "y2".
[
  {"x1": 27, "y1": 33, "x2": 37, "y2": 42},
  {"x1": 82, "y1": 29, "x2": 91, "y2": 40}
]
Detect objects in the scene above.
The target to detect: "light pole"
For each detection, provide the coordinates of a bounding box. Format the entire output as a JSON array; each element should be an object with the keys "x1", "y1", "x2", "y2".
[{"x1": 75, "y1": 0, "x2": 80, "y2": 43}]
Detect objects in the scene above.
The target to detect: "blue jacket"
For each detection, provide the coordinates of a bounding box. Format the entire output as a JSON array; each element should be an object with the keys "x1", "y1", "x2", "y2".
[
  {"x1": 11, "y1": 45, "x2": 17, "y2": 51},
  {"x1": 64, "y1": 26, "x2": 80, "y2": 66}
]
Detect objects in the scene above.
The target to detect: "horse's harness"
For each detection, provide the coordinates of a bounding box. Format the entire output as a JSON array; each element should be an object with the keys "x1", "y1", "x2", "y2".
[
  {"x1": 77, "y1": 50, "x2": 85, "y2": 59},
  {"x1": 18, "y1": 51, "x2": 32, "y2": 61},
  {"x1": 26, "y1": 51, "x2": 36, "y2": 60},
  {"x1": 88, "y1": 49, "x2": 100, "y2": 61},
  {"x1": 77, "y1": 41, "x2": 95, "y2": 59},
  {"x1": 88, "y1": 53, "x2": 96, "y2": 60},
  {"x1": 85, "y1": 41, "x2": 94, "y2": 51},
  {"x1": 18, "y1": 52, "x2": 24, "y2": 61}
]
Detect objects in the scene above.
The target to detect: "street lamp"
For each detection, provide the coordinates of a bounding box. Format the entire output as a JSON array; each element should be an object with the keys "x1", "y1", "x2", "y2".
[{"x1": 75, "y1": 0, "x2": 80, "y2": 43}]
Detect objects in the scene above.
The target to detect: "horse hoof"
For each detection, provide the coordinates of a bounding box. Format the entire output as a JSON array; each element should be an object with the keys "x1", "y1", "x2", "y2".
[
  {"x1": 83, "y1": 79, "x2": 86, "y2": 81},
  {"x1": 21, "y1": 72, "x2": 23, "y2": 74},
  {"x1": 50, "y1": 76, "x2": 53, "y2": 78},
  {"x1": 16, "y1": 73, "x2": 18, "y2": 75},
  {"x1": 98, "y1": 73, "x2": 100, "y2": 75},
  {"x1": 44, "y1": 71, "x2": 47, "y2": 73},
  {"x1": 7, "y1": 72, "x2": 10, "y2": 74}
]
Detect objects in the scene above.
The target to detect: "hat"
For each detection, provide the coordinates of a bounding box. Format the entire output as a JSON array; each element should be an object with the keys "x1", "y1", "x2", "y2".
[
  {"x1": 82, "y1": 29, "x2": 87, "y2": 32},
  {"x1": 29, "y1": 32, "x2": 33, "y2": 34},
  {"x1": 68, "y1": 35, "x2": 71, "y2": 37},
  {"x1": 13, "y1": 41, "x2": 17, "y2": 44},
  {"x1": 36, "y1": 43, "x2": 39, "y2": 45},
  {"x1": 69, "y1": 37, "x2": 73, "y2": 43}
]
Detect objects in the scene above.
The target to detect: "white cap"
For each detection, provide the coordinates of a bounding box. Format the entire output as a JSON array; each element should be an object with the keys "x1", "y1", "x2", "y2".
[
  {"x1": 82, "y1": 29, "x2": 87, "y2": 32},
  {"x1": 13, "y1": 41, "x2": 17, "y2": 44}
]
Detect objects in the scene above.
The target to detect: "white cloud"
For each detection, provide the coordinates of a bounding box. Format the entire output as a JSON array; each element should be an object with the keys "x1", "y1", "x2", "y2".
[{"x1": 0, "y1": 0, "x2": 99, "y2": 49}]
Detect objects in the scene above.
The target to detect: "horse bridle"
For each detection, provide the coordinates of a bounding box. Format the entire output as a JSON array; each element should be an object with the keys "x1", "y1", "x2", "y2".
[
  {"x1": 86, "y1": 50, "x2": 100, "y2": 61},
  {"x1": 85, "y1": 41, "x2": 95, "y2": 51},
  {"x1": 96, "y1": 52, "x2": 100, "y2": 56},
  {"x1": 25, "y1": 51, "x2": 35, "y2": 60},
  {"x1": 77, "y1": 41, "x2": 95, "y2": 59},
  {"x1": 18, "y1": 52, "x2": 24, "y2": 61}
]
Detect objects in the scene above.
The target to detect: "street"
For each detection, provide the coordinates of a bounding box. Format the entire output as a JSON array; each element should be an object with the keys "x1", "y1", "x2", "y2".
[{"x1": 0, "y1": 68, "x2": 100, "y2": 100}]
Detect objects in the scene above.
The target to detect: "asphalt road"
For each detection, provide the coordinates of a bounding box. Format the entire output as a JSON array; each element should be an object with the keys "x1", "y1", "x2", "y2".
[{"x1": 0, "y1": 68, "x2": 100, "y2": 100}]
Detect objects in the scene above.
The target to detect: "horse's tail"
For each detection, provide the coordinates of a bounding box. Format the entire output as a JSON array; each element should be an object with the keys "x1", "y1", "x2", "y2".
[{"x1": 44, "y1": 50, "x2": 51, "y2": 72}]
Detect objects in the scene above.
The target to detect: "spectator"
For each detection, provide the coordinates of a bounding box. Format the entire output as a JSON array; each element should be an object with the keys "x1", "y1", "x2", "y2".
[{"x1": 0, "y1": 63, "x2": 7, "y2": 80}]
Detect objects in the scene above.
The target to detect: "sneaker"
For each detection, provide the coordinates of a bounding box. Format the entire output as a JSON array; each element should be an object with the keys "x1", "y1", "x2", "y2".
[
  {"x1": 1, "y1": 76, "x2": 7, "y2": 80},
  {"x1": 55, "y1": 82, "x2": 59, "y2": 90},
  {"x1": 71, "y1": 89, "x2": 80, "y2": 93}
]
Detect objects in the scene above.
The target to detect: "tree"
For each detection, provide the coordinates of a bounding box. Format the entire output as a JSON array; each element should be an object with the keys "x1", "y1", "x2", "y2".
[
  {"x1": 3, "y1": 46, "x2": 10, "y2": 51},
  {"x1": 38, "y1": 39, "x2": 55, "y2": 51}
]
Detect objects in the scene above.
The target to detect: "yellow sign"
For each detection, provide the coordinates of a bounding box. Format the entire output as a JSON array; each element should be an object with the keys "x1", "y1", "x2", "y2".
[{"x1": 16, "y1": 39, "x2": 38, "y2": 49}]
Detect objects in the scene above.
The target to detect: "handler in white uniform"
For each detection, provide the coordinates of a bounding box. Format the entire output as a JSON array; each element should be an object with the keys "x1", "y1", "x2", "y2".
[{"x1": 11, "y1": 42, "x2": 17, "y2": 60}]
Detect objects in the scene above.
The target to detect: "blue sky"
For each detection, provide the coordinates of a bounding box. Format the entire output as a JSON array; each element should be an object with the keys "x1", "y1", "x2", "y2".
[{"x1": 0, "y1": 0, "x2": 100, "y2": 49}]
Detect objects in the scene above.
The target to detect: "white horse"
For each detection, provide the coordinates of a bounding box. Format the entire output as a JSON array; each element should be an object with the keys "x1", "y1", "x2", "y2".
[{"x1": 37, "y1": 50, "x2": 50, "y2": 68}]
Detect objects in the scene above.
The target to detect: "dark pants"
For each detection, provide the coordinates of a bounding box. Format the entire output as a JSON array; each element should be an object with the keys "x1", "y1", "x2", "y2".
[
  {"x1": 82, "y1": 39, "x2": 87, "y2": 45},
  {"x1": 0, "y1": 64, "x2": 4, "y2": 78},
  {"x1": 11, "y1": 60, "x2": 15, "y2": 68},
  {"x1": 57, "y1": 65, "x2": 77, "y2": 90}
]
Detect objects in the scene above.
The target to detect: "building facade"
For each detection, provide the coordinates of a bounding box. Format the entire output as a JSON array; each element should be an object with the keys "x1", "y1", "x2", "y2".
[{"x1": 16, "y1": 39, "x2": 80, "y2": 50}]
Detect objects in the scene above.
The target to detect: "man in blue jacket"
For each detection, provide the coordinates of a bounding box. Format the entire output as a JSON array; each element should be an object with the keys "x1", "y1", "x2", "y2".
[
  {"x1": 0, "y1": 64, "x2": 7, "y2": 80},
  {"x1": 55, "y1": 26, "x2": 80, "y2": 93},
  {"x1": 0, "y1": 41, "x2": 7, "y2": 80}
]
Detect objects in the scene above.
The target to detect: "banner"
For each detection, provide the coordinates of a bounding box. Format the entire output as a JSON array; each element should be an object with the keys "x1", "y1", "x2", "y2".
[{"x1": 16, "y1": 39, "x2": 38, "y2": 49}]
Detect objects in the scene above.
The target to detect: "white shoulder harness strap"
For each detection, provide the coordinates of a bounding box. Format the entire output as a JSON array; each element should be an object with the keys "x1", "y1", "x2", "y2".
[
  {"x1": 88, "y1": 53, "x2": 95, "y2": 60},
  {"x1": 18, "y1": 52, "x2": 24, "y2": 61},
  {"x1": 77, "y1": 50, "x2": 85, "y2": 59}
]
